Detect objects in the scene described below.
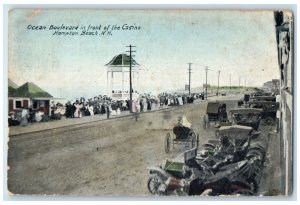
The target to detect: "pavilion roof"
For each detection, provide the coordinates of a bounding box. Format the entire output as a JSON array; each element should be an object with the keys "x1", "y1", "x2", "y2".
[{"x1": 105, "y1": 53, "x2": 140, "y2": 67}]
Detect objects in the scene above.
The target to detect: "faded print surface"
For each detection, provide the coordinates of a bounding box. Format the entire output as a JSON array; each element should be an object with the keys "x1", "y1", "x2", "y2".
[
  {"x1": 7, "y1": 9, "x2": 292, "y2": 197},
  {"x1": 9, "y1": 10, "x2": 279, "y2": 99}
]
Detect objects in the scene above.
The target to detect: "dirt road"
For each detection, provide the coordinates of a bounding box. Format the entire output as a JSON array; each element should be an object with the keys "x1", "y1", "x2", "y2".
[{"x1": 7, "y1": 96, "x2": 280, "y2": 196}]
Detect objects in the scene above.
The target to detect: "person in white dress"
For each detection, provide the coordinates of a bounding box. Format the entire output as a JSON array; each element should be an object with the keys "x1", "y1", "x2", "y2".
[
  {"x1": 74, "y1": 102, "x2": 83, "y2": 118},
  {"x1": 20, "y1": 107, "x2": 29, "y2": 126},
  {"x1": 88, "y1": 104, "x2": 94, "y2": 116}
]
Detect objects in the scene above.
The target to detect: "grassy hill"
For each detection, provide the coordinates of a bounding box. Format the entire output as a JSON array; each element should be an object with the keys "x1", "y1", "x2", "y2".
[
  {"x1": 209, "y1": 86, "x2": 259, "y2": 94},
  {"x1": 176, "y1": 86, "x2": 260, "y2": 94}
]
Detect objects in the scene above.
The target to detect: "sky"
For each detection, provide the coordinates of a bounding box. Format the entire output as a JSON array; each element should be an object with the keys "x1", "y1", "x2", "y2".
[{"x1": 8, "y1": 9, "x2": 280, "y2": 99}]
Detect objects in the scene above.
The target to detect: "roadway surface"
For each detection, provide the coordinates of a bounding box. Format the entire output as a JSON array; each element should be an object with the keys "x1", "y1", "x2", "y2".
[{"x1": 7, "y1": 95, "x2": 282, "y2": 196}]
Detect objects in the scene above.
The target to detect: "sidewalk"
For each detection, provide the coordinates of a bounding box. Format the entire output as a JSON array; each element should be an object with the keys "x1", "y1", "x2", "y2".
[
  {"x1": 8, "y1": 99, "x2": 205, "y2": 136},
  {"x1": 8, "y1": 111, "x2": 128, "y2": 136},
  {"x1": 258, "y1": 127, "x2": 282, "y2": 195},
  {"x1": 8, "y1": 95, "x2": 241, "y2": 136}
]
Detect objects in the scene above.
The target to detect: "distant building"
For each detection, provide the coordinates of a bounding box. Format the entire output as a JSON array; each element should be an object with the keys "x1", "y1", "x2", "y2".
[
  {"x1": 262, "y1": 79, "x2": 280, "y2": 93},
  {"x1": 8, "y1": 82, "x2": 53, "y2": 115}
]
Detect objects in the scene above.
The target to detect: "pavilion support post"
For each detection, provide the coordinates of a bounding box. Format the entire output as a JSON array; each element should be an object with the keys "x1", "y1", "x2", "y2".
[
  {"x1": 122, "y1": 70, "x2": 124, "y2": 100},
  {"x1": 107, "y1": 71, "x2": 109, "y2": 97},
  {"x1": 111, "y1": 71, "x2": 113, "y2": 97}
]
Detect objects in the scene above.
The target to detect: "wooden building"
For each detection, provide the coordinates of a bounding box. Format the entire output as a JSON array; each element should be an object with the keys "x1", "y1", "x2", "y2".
[{"x1": 8, "y1": 82, "x2": 53, "y2": 115}]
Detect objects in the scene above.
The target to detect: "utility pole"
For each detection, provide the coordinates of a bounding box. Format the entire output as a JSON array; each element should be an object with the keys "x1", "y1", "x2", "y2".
[
  {"x1": 230, "y1": 74, "x2": 231, "y2": 89},
  {"x1": 217, "y1": 70, "x2": 220, "y2": 96},
  {"x1": 126, "y1": 45, "x2": 136, "y2": 113},
  {"x1": 187, "y1": 63, "x2": 192, "y2": 95},
  {"x1": 239, "y1": 75, "x2": 241, "y2": 88},
  {"x1": 204, "y1": 66, "x2": 210, "y2": 100}
]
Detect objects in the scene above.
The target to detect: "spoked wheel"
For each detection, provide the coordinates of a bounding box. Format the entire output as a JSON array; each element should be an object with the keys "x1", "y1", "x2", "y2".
[
  {"x1": 246, "y1": 148, "x2": 264, "y2": 161},
  {"x1": 196, "y1": 133, "x2": 200, "y2": 148},
  {"x1": 215, "y1": 129, "x2": 220, "y2": 138},
  {"x1": 189, "y1": 131, "x2": 197, "y2": 148},
  {"x1": 203, "y1": 115, "x2": 208, "y2": 130},
  {"x1": 247, "y1": 161, "x2": 262, "y2": 190},
  {"x1": 264, "y1": 117, "x2": 274, "y2": 126},
  {"x1": 202, "y1": 143, "x2": 216, "y2": 151},
  {"x1": 165, "y1": 132, "x2": 171, "y2": 153},
  {"x1": 147, "y1": 174, "x2": 161, "y2": 195},
  {"x1": 247, "y1": 179, "x2": 258, "y2": 194},
  {"x1": 232, "y1": 188, "x2": 255, "y2": 196},
  {"x1": 231, "y1": 182, "x2": 255, "y2": 196}
]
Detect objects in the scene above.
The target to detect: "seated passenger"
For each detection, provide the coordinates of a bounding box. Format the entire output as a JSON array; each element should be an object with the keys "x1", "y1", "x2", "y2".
[
  {"x1": 206, "y1": 135, "x2": 235, "y2": 171},
  {"x1": 173, "y1": 126, "x2": 191, "y2": 139},
  {"x1": 217, "y1": 135, "x2": 234, "y2": 154},
  {"x1": 209, "y1": 135, "x2": 235, "y2": 162},
  {"x1": 173, "y1": 115, "x2": 192, "y2": 139},
  {"x1": 35, "y1": 110, "x2": 45, "y2": 122},
  {"x1": 8, "y1": 113, "x2": 20, "y2": 126}
]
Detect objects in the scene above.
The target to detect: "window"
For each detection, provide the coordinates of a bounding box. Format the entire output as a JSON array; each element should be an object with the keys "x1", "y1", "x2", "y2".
[
  {"x1": 33, "y1": 101, "x2": 38, "y2": 109},
  {"x1": 15, "y1": 101, "x2": 22, "y2": 108}
]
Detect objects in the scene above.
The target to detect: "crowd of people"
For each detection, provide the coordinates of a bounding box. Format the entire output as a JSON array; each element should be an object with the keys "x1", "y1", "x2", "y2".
[
  {"x1": 157, "y1": 93, "x2": 204, "y2": 108},
  {"x1": 8, "y1": 92, "x2": 204, "y2": 127}
]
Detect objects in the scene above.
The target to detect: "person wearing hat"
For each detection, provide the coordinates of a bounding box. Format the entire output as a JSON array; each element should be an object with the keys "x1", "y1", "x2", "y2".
[{"x1": 20, "y1": 107, "x2": 29, "y2": 126}]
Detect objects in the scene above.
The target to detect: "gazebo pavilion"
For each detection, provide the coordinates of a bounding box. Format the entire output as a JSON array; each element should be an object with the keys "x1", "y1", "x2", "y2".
[{"x1": 105, "y1": 53, "x2": 140, "y2": 100}]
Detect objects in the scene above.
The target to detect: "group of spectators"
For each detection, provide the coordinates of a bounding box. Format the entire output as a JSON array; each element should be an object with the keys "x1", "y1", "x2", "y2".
[
  {"x1": 63, "y1": 95, "x2": 129, "y2": 118},
  {"x1": 158, "y1": 93, "x2": 204, "y2": 108},
  {"x1": 8, "y1": 107, "x2": 52, "y2": 127},
  {"x1": 64, "y1": 94, "x2": 162, "y2": 118},
  {"x1": 8, "y1": 92, "x2": 204, "y2": 127}
]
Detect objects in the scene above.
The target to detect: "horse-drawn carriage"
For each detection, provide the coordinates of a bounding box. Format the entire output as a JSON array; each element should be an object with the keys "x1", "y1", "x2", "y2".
[
  {"x1": 238, "y1": 94, "x2": 251, "y2": 107},
  {"x1": 203, "y1": 101, "x2": 228, "y2": 129},
  {"x1": 165, "y1": 115, "x2": 199, "y2": 153},
  {"x1": 213, "y1": 108, "x2": 262, "y2": 137},
  {"x1": 248, "y1": 101, "x2": 279, "y2": 125},
  {"x1": 148, "y1": 125, "x2": 266, "y2": 196},
  {"x1": 249, "y1": 95, "x2": 276, "y2": 102},
  {"x1": 229, "y1": 108, "x2": 263, "y2": 131}
]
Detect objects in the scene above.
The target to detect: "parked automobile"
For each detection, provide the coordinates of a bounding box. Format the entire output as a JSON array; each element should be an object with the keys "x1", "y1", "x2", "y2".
[
  {"x1": 147, "y1": 125, "x2": 265, "y2": 196},
  {"x1": 248, "y1": 101, "x2": 279, "y2": 125},
  {"x1": 203, "y1": 101, "x2": 228, "y2": 129},
  {"x1": 229, "y1": 108, "x2": 263, "y2": 131}
]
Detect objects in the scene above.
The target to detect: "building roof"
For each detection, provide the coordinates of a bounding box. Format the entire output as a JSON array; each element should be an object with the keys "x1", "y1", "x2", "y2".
[
  {"x1": 8, "y1": 79, "x2": 19, "y2": 89},
  {"x1": 9, "y1": 82, "x2": 53, "y2": 98},
  {"x1": 8, "y1": 79, "x2": 19, "y2": 96},
  {"x1": 105, "y1": 53, "x2": 140, "y2": 67}
]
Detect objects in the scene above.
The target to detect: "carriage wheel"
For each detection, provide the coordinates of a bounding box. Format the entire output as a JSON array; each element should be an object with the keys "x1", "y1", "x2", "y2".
[
  {"x1": 189, "y1": 132, "x2": 197, "y2": 148},
  {"x1": 247, "y1": 178, "x2": 258, "y2": 194},
  {"x1": 196, "y1": 133, "x2": 200, "y2": 148},
  {"x1": 232, "y1": 188, "x2": 255, "y2": 196},
  {"x1": 215, "y1": 129, "x2": 220, "y2": 138},
  {"x1": 202, "y1": 143, "x2": 216, "y2": 150},
  {"x1": 246, "y1": 148, "x2": 264, "y2": 161},
  {"x1": 264, "y1": 117, "x2": 274, "y2": 125},
  {"x1": 231, "y1": 181, "x2": 255, "y2": 196},
  {"x1": 165, "y1": 132, "x2": 171, "y2": 153},
  {"x1": 203, "y1": 115, "x2": 208, "y2": 130},
  {"x1": 147, "y1": 174, "x2": 161, "y2": 195},
  {"x1": 191, "y1": 137, "x2": 195, "y2": 148}
]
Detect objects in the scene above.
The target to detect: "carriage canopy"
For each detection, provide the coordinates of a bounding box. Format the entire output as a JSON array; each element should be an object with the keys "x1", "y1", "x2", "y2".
[
  {"x1": 229, "y1": 108, "x2": 263, "y2": 115},
  {"x1": 218, "y1": 125, "x2": 253, "y2": 139}
]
